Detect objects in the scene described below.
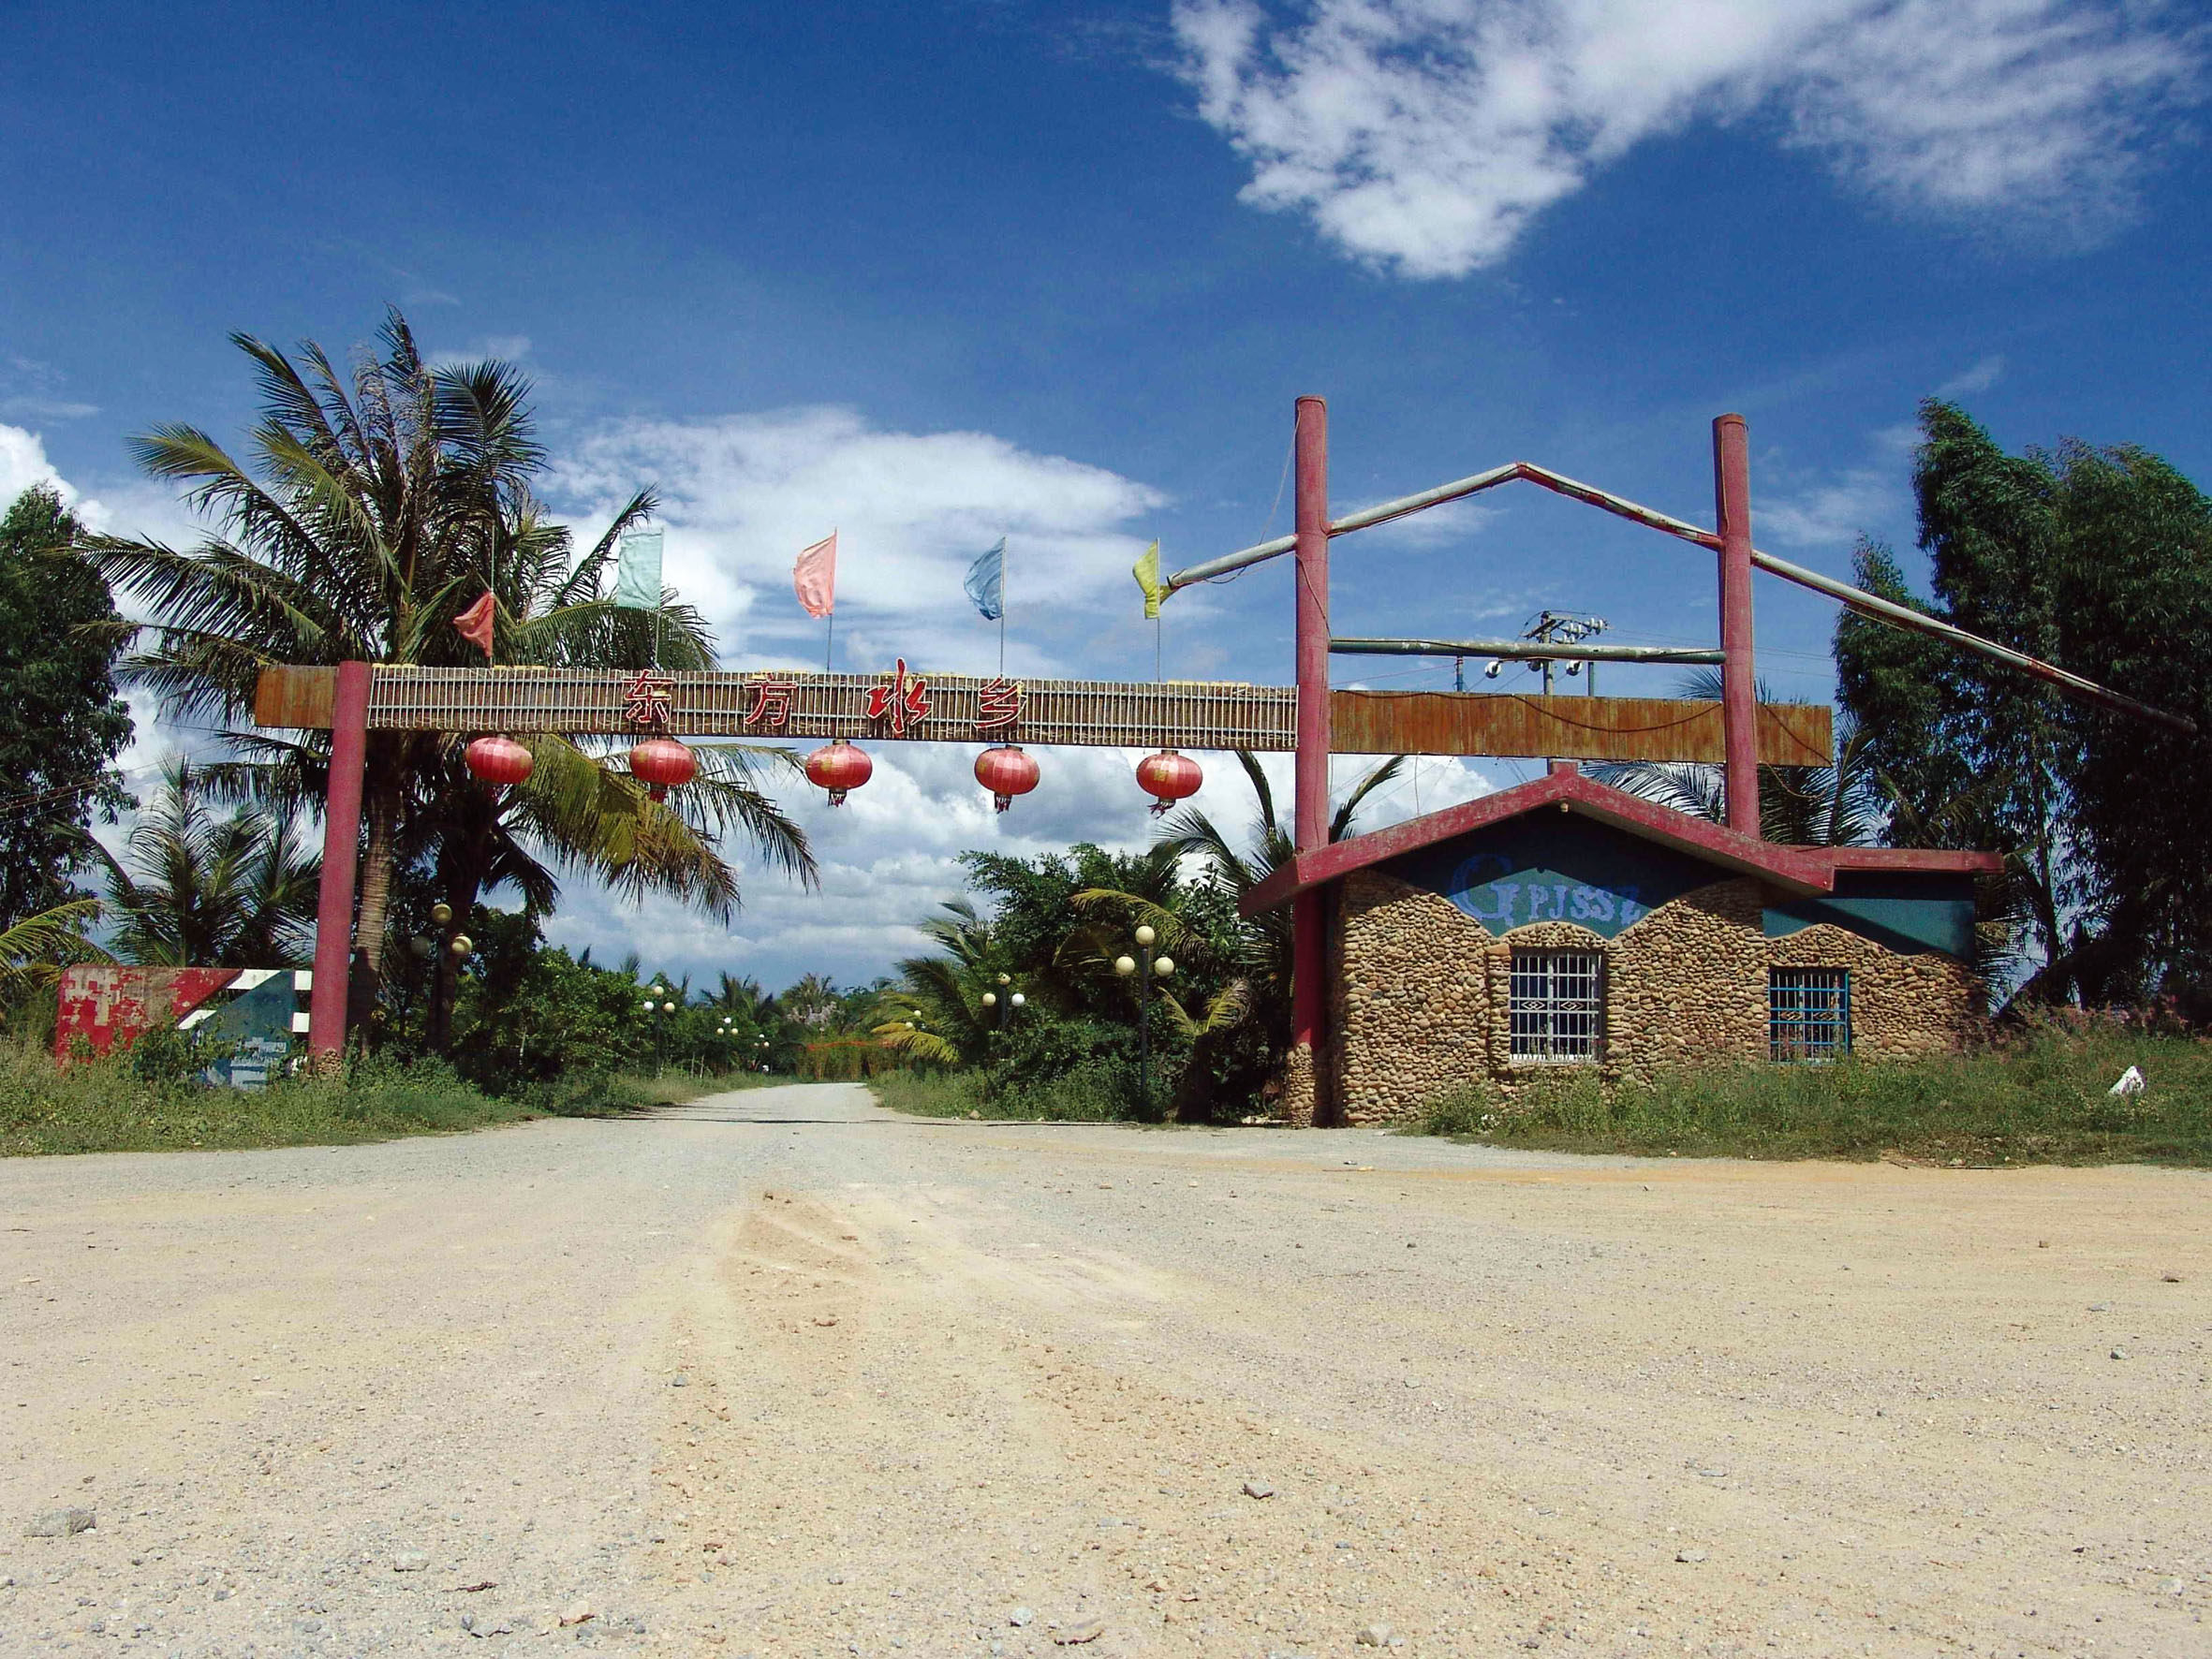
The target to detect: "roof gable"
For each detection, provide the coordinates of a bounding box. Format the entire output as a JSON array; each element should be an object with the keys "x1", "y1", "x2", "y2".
[{"x1": 1241, "y1": 770, "x2": 1998, "y2": 916}]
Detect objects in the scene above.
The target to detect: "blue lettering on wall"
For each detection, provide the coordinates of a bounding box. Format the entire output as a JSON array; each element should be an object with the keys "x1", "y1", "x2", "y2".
[{"x1": 1445, "y1": 852, "x2": 1647, "y2": 937}]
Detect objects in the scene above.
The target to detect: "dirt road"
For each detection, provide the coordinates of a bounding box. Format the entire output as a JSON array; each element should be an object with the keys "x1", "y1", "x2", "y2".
[{"x1": 4, "y1": 1083, "x2": 2206, "y2": 1658}]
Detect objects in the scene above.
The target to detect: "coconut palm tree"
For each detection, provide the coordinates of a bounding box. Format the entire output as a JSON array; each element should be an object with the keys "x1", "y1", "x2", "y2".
[
  {"x1": 1586, "y1": 669, "x2": 1890, "y2": 846},
  {"x1": 1086, "y1": 750, "x2": 1406, "y2": 1118},
  {"x1": 0, "y1": 898, "x2": 110, "y2": 1015},
  {"x1": 84, "y1": 312, "x2": 812, "y2": 1024},
  {"x1": 105, "y1": 763, "x2": 320, "y2": 967},
  {"x1": 874, "y1": 900, "x2": 1003, "y2": 1068}
]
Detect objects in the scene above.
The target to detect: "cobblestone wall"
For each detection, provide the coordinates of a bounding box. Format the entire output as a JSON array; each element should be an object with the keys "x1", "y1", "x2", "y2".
[{"x1": 1329, "y1": 869, "x2": 1983, "y2": 1124}]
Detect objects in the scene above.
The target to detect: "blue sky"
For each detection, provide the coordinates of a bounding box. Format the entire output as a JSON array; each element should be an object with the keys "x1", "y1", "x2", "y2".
[{"x1": 7, "y1": 0, "x2": 2207, "y2": 991}]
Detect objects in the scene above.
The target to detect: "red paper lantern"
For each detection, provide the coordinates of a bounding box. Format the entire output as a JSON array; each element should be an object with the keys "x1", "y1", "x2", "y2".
[
  {"x1": 629, "y1": 737, "x2": 698, "y2": 802},
  {"x1": 804, "y1": 738, "x2": 874, "y2": 806},
  {"x1": 1136, "y1": 748, "x2": 1202, "y2": 815},
  {"x1": 465, "y1": 734, "x2": 535, "y2": 789},
  {"x1": 975, "y1": 744, "x2": 1040, "y2": 814}
]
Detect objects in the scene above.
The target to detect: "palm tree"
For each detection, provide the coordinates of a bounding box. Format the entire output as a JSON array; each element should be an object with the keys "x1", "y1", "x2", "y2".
[
  {"x1": 1587, "y1": 668, "x2": 1888, "y2": 846},
  {"x1": 85, "y1": 312, "x2": 812, "y2": 1022},
  {"x1": 1092, "y1": 750, "x2": 1406, "y2": 1118},
  {"x1": 0, "y1": 898, "x2": 110, "y2": 1016},
  {"x1": 874, "y1": 899, "x2": 1003, "y2": 1068},
  {"x1": 106, "y1": 763, "x2": 320, "y2": 966}
]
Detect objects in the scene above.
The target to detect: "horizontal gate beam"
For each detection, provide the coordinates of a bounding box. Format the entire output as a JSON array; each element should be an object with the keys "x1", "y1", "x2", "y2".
[
  {"x1": 1332, "y1": 690, "x2": 1831, "y2": 765},
  {"x1": 255, "y1": 665, "x2": 1832, "y2": 764}
]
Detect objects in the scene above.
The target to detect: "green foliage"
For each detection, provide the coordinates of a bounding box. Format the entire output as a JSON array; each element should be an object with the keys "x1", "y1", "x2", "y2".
[
  {"x1": 106, "y1": 762, "x2": 318, "y2": 966},
  {"x1": 0, "y1": 486, "x2": 133, "y2": 930},
  {"x1": 1834, "y1": 401, "x2": 2212, "y2": 1011},
  {"x1": 870, "y1": 1060, "x2": 1134, "y2": 1122},
  {"x1": 1409, "y1": 1025, "x2": 2212, "y2": 1165},
  {"x1": 0, "y1": 1036, "x2": 533, "y2": 1157},
  {"x1": 84, "y1": 312, "x2": 812, "y2": 1019}
]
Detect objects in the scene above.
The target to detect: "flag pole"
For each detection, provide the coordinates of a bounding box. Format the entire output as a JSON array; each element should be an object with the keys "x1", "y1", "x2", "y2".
[
  {"x1": 826, "y1": 527, "x2": 836, "y2": 673},
  {"x1": 999, "y1": 538, "x2": 1008, "y2": 676}
]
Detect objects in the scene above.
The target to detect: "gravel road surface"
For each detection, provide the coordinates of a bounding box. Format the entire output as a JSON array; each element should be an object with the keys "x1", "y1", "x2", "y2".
[{"x1": 4, "y1": 1082, "x2": 2207, "y2": 1658}]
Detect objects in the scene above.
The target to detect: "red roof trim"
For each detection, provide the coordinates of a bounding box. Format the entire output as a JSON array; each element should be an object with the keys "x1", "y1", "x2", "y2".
[{"x1": 1240, "y1": 772, "x2": 1996, "y2": 916}]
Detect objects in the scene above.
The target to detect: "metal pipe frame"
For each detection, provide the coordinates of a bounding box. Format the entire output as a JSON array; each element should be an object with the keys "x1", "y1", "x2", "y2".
[
  {"x1": 1166, "y1": 451, "x2": 2196, "y2": 740},
  {"x1": 1330, "y1": 637, "x2": 1724, "y2": 666},
  {"x1": 1749, "y1": 548, "x2": 2197, "y2": 734}
]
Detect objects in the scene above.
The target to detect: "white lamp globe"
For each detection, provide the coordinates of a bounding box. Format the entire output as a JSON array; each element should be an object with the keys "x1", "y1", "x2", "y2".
[
  {"x1": 981, "y1": 991, "x2": 997, "y2": 1007},
  {"x1": 1113, "y1": 956, "x2": 1136, "y2": 976},
  {"x1": 1010, "y1": 992, "x2": 1025, "y2": 1007},
  {"x1": 1134, "y1": 924, "x2": 1156, "y2": 947},
  {"x1": 1153, "y1": 956, "x2": 1174, "y2": 978}
]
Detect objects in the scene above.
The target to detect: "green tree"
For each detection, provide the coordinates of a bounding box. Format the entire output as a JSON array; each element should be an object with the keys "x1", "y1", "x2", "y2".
[
  {"x1": 0, "y1": 486, "x2": 133, "y2": 929},
  {"x1": 1834, "y1": 400, "x2": 2212, "y2": 1009},
  {"x1": 85, "y1": 313, "x2": 811, "y2": 1030},
  {"x1": 105, "y1": 763, "x2": 320, "y2": 966}
]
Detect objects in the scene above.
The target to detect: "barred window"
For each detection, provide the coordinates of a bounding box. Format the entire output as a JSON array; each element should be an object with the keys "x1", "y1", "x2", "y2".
[
  {"x1": 1770, "y1": 968, "x2": 1851, "y2": 1062},
  {"x1": 1510, "y1": 950, "x2": 1603, "y2": 1063}
]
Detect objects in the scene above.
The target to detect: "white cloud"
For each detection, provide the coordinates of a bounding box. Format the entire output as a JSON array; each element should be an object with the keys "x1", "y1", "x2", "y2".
[
  {"x1": 1937, "y1": 354, "x2": 2008, "y2": 396},
  {"x1": 1172, "y1": 0, "x2": 2202, "y2": 277},
  {"x1": 545, "y1": 406, "x2": 1168, "y2": 675},
  {"x1": 1759, "y1": 466, "x2": 1899, "y2": 549},
  {"x1": 537, "y1": 734, "x2": 1497, "y2": 991}
]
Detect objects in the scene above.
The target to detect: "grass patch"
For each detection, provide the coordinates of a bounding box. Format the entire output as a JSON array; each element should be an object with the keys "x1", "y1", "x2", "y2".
[
  {"x1": 1408, "y1": 1028, "x2": 2212, "y2": 1165},
  {"x1": 870, "y1": 1062, "x2": 1135, "y2": 1122},
  {"x1": 2, "y1": 1042, "x2": 532, "y2": 1156},
  {"x1": 0, "y1": 1033, "x2": 783, "y2": 1154}
]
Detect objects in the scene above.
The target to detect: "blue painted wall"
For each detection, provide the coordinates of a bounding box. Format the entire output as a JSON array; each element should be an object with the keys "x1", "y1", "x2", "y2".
[
  {"x1": 1379, "y1": 815, "x2": 1977, "y2": 960},
  {"x1": 1380, "y1": 815, "x2": 1722, "y2": 939},
  {"x1": 1762, "y1": 871, "x2": 1979, "y2": 960}
]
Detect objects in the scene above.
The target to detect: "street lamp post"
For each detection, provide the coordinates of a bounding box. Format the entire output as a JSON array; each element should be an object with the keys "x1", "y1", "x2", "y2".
[
  {"x1": 641, "y1": 982, "x2": 671, "y2": 1075},
  {"x1": 980, "y1": 971, "x2": 1025, "y2": 1032},
  {"x1": 1113, "y1": 925, "x2": 1174, "y2": 1112}
]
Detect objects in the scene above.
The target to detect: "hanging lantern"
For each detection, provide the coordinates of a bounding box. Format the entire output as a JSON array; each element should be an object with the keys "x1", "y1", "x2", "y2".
[
  {"x1": 629, "y1": 737, "x2": 699, "y2": 802},
  {"x1": 1135, "y1": 749, "x2": 1202, "y2": 815},
  {"x1": 804, "y1": 738, "x2": 874, "y2": 806},
  {"x1": 465, "y1": 734, "x2": 535, "y2": 789},
  {"x1": 975, "y1": 744, "x2": 1040, "y2": 813}
]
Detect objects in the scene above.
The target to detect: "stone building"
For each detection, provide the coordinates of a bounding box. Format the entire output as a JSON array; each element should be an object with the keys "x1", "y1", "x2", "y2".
[{"x1": 1245, "y1": 766, "x2": 2000, "y2": 1126}]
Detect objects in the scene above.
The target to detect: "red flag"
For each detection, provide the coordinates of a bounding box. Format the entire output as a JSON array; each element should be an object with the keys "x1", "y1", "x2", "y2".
[
  {"x1": 794, "y1": 531, "x2": 836, "y2": 619},
  {"x1": 454, "y1": 590, "x2": 495, "y2": 660}
]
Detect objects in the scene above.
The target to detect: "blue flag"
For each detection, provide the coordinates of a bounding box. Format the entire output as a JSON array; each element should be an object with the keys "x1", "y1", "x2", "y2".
[{"x1": 964, "y1": 537, "x2": 1006, "y2": 622}]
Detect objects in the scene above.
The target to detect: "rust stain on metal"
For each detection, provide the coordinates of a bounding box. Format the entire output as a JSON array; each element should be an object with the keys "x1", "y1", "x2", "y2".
[
  {"x1": 252, "y1": 664, "x2": 337, "y2": 730},
  {"x1": 1331, "y1": 691, "x2": 1830, "y2": 765}
]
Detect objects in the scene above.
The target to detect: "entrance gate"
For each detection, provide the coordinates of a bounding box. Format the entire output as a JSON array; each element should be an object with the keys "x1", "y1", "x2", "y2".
[{"x1": 256, "y1": 401, "x2": 2188, "y2": 1114}]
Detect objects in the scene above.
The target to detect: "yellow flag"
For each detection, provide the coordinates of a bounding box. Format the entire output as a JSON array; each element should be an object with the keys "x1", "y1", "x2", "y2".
[{"x1": 1132, "y1": 540, "x2": 1167, "y2": 619}]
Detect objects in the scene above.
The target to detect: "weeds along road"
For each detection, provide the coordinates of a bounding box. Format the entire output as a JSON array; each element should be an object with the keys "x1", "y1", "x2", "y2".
[{"x1": 3, "y1": 1082, "x2": 2207, "y2": 1659}]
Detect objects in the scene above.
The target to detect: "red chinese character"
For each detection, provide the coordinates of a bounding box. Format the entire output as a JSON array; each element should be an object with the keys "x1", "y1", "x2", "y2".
[
  {"x1": 864, "y1": 658, "x2": 931, "y2": 738},
  {"x1": 622, "y1": 669, "x2": 674, "y2": 728},
  {"x1": 744, "y1": 677, "x2": 796, "y2": 730},
  {"x1": 976, "y1": 676, "x2": 1025, "y2": 734}
]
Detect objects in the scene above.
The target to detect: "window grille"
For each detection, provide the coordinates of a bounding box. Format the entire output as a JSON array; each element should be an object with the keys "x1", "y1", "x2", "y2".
[
  {"x1": 1510, "y1": 950, "x2": 1603, "y2": 1063},
  {"x1": 1770, "y1": 968, "x2": 1851, "y2": 1061}
]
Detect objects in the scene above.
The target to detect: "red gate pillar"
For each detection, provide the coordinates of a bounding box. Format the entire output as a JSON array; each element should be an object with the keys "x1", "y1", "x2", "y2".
[
  {"x1": 308, "y1": 660, "x2": 372, "y2": 1064},
  {"x1": 1290, "y1": 395, "x2": 1334, "y2": 1125},
  {"x1": 1713, "y1": 414, "x2": 1759, "y2": 837}
]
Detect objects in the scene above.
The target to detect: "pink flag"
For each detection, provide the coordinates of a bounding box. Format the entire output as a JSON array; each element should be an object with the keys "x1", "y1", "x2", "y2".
[
  {"x1": 794, "y1": 531, "x2": 837, "y2": 618},
  {"x1": 454, "y1": 589, "x2": 495, "y2": 660}
]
